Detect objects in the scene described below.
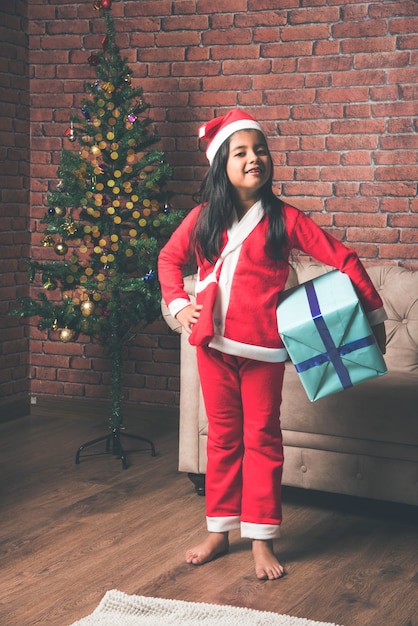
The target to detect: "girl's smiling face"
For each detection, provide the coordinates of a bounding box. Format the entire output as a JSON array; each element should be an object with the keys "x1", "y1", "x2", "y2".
[{"x1": 226, "y1": 129, "x2": 272, "y2": 210}]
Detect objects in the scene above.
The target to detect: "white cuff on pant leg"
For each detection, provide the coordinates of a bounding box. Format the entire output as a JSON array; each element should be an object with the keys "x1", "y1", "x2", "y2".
[
  {"x1": 240, "y1": 522, "x2": 281, "y2": 539},
  {"x1": 207, "y1": 516, "x2": 241, "y2": 532}
]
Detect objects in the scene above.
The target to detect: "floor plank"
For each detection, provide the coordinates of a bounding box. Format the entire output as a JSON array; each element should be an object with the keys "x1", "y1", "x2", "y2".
[{"x1": 1, "y1": 409, "x2": 417, "y2": 626}]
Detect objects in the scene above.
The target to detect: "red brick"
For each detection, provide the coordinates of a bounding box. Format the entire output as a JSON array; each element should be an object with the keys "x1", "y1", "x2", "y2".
[
  {"x1": 210, "y1": 15, "x2": 234, "y2": 30},
  {"x1": 372, "y1": 101, "x2": 417, "y2": 118},
  {"x1": 198, "y1": 0, "x2": 247, "y2": 12},
  {"x1": 380, "y1": 135, "x2": 418, "y2": 150},
  {"x1": 155, "y1": 31, "x2": 201, "y2": 47},
  {"x1": 354, "y1": 51, "x2": 409, "y2": 70},
  {"x1": 223, "y1": 60, "x2": 272, "y2": 75},
  {"x1": 341, "y1": 37, "x2": 397, "y2": 54},
  {"x1": 341, "y1": 152, "x2": 372, "y2": 166},
  {"x1": 333, "y1": 20, "x2": 389, "y2": 40},
  {"x1": 400, "y1": 230, "x2": 418, "y2": 243},
  {"x1": 398, "y1": 34, "x2": 418, "y2": 50},
  {"x1": 289, "y1": 7, "x2": 340, "y2": 24},
  {"x1": 374, "y1": 150, "x2": 418, "y2": 165},
  {"x1": 353, "y1": 244, "x2": 380, "y2": 259},
  {"x1": 327, "y1": 197, "x2": 380, "y2": 213},
  {"x1": 316, "y1": 87, "x2": 369, "y2": 103},
  {"x1": 381, "y1": 197, "x2": 414, "y2": 213},
  {"x1": 347, "y1": 227, "x2": 399, "y2": 243},
  {"x1": 171, "y1": 61, "x2": 220, "y2": 77},
  {"x1": 334, "y1": 213, "x2": 386, "y2": 227},
  {"x1": 388, "y1": 213, "x2": 418, "y2": 227},
  {"x1": 299, "y1": 56, "x2": 352, "y2": 72},
  {"x1": 361, "y1": 182, "x2": 416, "y2": 196},
  {"x1": 173, "y1": 1, "x2": 197, "y2": 15},
  {"x1": 203, "y1": 76, "x2": 252, "y2": 91},
  {"x1": 380, "y1": 244, "x2": 417, "y2": 259},
  {"x1": 281, "y1": 24, "x2": 330, "y2": 41},
  {"x1": 236, "y1": 11, "x2": 286, "y2": 28},
  {"x1": 313, "y1": 40, "x2": 340, "y2": 56},
  {"x1": 376, "y1": 165, "x2": 418, "y2": 181},
  {"x1": 321, "y1": 166, "x2": 374, "y2": 181},
  {"x1": 288, "y1": 151, "x2": 339, "y2": 166},
  {"x1": 292, "y1": 104, "x2": 343, "y2": 120},
  {"x1": 344, "y1": 103, "x2": 371, "y2": 118},
  {"x1": 257, "y1": 73, "x2": 305, "y2": 90},
  {"x1": 331, "y1": 120, "x2": 386, "y2": 134},
  {"x1": 282, "y1": 182, "x2": 333, "y2": 197},
  {"x1": 262, "y1": 41, "x2": 313, "y2": 58}
]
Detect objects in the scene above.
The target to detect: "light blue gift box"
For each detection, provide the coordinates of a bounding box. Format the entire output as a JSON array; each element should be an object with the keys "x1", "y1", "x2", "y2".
[{"x1": 277, "y1": 270, "x2": 387, "y2": 402}]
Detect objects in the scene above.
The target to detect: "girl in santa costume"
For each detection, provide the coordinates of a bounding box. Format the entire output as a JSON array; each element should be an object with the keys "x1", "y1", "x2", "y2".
[{"x1": 158, "y1": 109, "x2": 386, "y2": 580}]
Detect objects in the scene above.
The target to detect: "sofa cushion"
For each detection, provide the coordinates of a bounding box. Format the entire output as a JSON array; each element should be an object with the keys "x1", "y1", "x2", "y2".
[{"x1": 367, "y1": 265, "x2": 418, "y2": 374}]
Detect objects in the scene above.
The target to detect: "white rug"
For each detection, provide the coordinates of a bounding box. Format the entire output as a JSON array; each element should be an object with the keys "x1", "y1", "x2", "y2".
[{"x1": 70, "y1": 589, "x2": 342, "y2": 626}]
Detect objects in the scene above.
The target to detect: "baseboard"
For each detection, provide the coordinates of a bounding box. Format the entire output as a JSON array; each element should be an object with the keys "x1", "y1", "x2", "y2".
[
  {"x1": 0, "y1": 395, "x2": 31, "y2": 423},
  {"x1": 29, "y1": 395, "x2": 179, "y2": 422}
]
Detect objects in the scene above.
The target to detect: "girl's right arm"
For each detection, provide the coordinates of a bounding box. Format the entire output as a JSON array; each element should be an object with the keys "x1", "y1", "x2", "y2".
[{"x1": 157, "y1": 206, "x2": 201, "y2": 321}]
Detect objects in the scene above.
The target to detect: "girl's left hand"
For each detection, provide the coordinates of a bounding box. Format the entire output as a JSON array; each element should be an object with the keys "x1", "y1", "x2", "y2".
[{"x1": 372, "y1": 322, "x2": 386, "y2": 354}]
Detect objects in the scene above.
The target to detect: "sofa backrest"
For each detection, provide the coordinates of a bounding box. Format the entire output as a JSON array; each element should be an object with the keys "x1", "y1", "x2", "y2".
[{"x1": 291, "y1": 261, "x2": 418, "y2": 375}]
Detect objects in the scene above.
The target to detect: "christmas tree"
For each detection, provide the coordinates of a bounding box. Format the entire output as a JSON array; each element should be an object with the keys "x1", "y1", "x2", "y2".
[{"x1": 12, "y1": 1, "x2": 183, "y2": 462}]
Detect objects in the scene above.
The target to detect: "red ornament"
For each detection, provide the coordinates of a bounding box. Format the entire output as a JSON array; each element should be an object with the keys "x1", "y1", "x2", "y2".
[
  {"x1": 93, "y1": 0, "x2": 111, "y2": 9},
  {"x1": 64, "y1": 121, "x2": 76, "y2": 142},
  {"x1": 88, "y1": 53, "x2": 100, "y2": 67}
]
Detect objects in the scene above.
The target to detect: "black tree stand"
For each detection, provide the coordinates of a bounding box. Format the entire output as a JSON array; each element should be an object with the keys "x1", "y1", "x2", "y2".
[
  {"x1": 75, "y1": 427, "x2": 156, "y2": 470},
  {"x1": 75, "y1": 292, "x2": 156, "y2": 469}
]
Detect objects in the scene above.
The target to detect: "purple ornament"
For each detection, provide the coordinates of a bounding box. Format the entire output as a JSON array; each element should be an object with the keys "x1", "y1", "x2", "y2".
[
  {"x1": 81, "y1": 107, "x2": 91, "y2": 121},
  {"x1": 128, "y1": 113, "x2": 137, "y2": 123},
  {"x1": 143, "y1": 270, "x2": 155, "y2": 283}
]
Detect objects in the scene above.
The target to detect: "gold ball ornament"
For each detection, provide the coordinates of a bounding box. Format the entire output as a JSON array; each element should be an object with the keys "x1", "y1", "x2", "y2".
[
  {"x1": 41, "y1": 234, "x2": 55, "y2": 247},
  {"x1": 65, "y1": 220, "x2": 77, "y2": 235},
  {"x1": 43, "y1": 277, "x2": 57, "y2": 290},
  {"x1": 54, "y1": 241, "x2": 68, "y2": 256},
  {"x1": 53, "y1": 206, "x2": 67, "y2": 217},
  {"x1": 80, "y1": 319, "x2": 90, "y2": 333},
  {"x1": 80, "y1": 300, "x2": 95, "y2": 317},
  {"x1": 102, "y1": 82, "x2": 114, "y2": 94},
  {"x1": 59, "y1": 327, "x2": 74, "y2": 343}
]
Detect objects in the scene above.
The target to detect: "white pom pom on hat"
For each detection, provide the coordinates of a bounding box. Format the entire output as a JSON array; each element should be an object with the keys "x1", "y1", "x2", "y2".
[{"x1": 199, "y1": 109, "x2": 264, "y2": 164}]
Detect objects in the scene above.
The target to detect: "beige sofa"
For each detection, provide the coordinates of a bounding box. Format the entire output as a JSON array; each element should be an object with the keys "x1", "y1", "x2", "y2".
[{"x1": 162, "y1": 262, "x2": 418, "y2": 506}]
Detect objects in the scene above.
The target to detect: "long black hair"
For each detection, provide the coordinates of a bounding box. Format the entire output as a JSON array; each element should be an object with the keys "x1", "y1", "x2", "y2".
[{"x1": 192, "y1": 133, "x2": 287, "y2": 264}]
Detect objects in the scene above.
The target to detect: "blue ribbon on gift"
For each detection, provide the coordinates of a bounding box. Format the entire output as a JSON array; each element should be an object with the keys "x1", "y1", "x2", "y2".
[{"x1": 294, "y1": 280, "x2": 375, "y2": 389}]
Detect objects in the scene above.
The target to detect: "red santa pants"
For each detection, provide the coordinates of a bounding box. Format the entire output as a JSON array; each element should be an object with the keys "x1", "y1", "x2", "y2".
[{"x1": 196, "y1": 346, "x2": 285, "y2": 540}]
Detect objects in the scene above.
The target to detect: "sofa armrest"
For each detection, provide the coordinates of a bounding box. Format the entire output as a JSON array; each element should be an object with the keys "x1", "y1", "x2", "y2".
[
  {"x1": 160, "y1": 274, "x2": 197, "y2": 334},
  {"x1": 178, "y1": 330, "x2": 208, "y2": 474}
]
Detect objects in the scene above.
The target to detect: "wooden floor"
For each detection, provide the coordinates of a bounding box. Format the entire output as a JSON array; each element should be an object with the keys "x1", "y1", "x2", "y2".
[{"x1": 1, "y1": 402, "x2": 417, "y2": 626}]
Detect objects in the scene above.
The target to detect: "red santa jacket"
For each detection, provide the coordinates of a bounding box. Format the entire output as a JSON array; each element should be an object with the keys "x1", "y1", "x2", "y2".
[{"x1": 158, "y1": 202, "x2": 386, "y2": 362}]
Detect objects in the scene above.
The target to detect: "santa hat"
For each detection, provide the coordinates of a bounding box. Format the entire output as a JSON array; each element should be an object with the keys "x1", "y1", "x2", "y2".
[{"x1": 199, "y1": 109, "x2": 264, "y2": 164}]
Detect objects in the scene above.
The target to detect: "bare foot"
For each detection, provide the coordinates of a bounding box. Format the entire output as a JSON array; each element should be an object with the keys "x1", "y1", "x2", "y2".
[
  {"x1": 252, "y1": 539, "x2": 285, "y2": 580},
  {"x1": 185, "y1": 532, "x2": 229, "y2": 565}
]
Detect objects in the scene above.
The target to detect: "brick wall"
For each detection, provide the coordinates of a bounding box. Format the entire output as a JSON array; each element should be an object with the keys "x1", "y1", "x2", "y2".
[
  {"x1": 8, "y1": 0, "x2": 418, "y2": 413},
  {"x1": 0, "y1": 0, "x2": 31, "y2": 417}
]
